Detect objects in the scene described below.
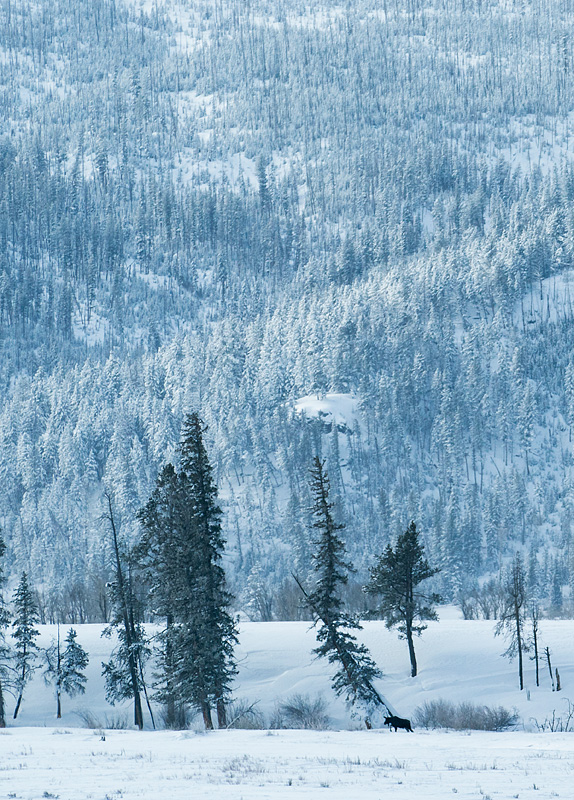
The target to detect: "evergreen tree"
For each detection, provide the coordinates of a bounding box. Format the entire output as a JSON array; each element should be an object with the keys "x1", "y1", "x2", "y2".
[
  {"x1": 495, "y1": 553, "x2": 528, "y2": 690},
  {"x1": 101, "y1": 492, "x2": 149, "y2": 730},
  {"x1": 0, "y1": 532, "x2": 10, "y2": 727},
  {"x1": 137, "y1": 413, "x2": 237, "y2": 730},
  {"x1": 136, "y1": 463, "x2": 187, "y2": 728},
  {"x1": 175, "y1": 413, "x2": 238, "y2": 729},
  {"x1": 44, "y1": 626, "x2": 89, "y2": 718},
  {"x1": 12, "y1": 572, "x2": 40, "y2": 719},
  {"x1": 551, "y1": 564, "x2": 563, "y2": 612},
  {"x1": 295, "y1": 458, "x2": 383, "y2": 720},
  {"x1": 365, "y1": 521, "x2": 441, "y2": 677}
]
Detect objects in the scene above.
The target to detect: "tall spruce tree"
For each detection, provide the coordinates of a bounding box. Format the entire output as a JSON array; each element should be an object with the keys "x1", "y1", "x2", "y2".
[
  {"x1": 12, "y1": 572, "x2": 40, "y2": 719},
  {"x1": 0, "y1": 533, "x2": 10, "y2": 727},
  {"x1": 365, "y1": 521, "x2": 440, "y2": 678},
  {"x1": 136, "y1": 463, "x2": 187, "y2": 728},
  {"x1": 101, "y1": 492, "x2": 149, "y2": 730},
  {"x1": 176, "y1": 413, "x2": 237, "y2": 728},
  {"x1": 296, "y1": 458, "x2": 383, "y2": 719},
  {"x1": 137, "y1": 413, "x2": 237, "y2": 730},
  {"x1": 44, "y1": 626, "x2": 89, "y2": 718}
]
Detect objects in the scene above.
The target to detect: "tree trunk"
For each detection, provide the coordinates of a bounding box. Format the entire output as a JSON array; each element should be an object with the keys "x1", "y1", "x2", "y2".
[
  {"x1": 546, "y1": 647, "x2": 555, "y2": 691},
  {"x1": 133, "y1": 683, "x2": 144, "y2": 729},
  {"x1": 0, "y1": 681, "x2": 5, "y2": 727},
  {"x1": 406, "y1": 619, "x2": 418, "y2": 678},
  {"x1": 216, "y1": 697, "x2": 227, "y2": 728},
  {"x1": 533, "y1": 623, "x2": 539, "y2": 687},
  {"x1": 202, "y1": 702, "x2": 213, "y2": 730},
  {"x1": 164, "y1": 616, "x2": 176, "y2": 729},
  {"x1": 515, "y1": 606, "x2": 523, "y2": 690},
  {"x1": 13, "y1": 657, "x2": 27, "y2": 719},
  {"x1": 13, "y1": 691, "x2": 23, "y2": 720},
  {"x1": 56, "y1": 625, "x2": 62, "y2": 719},
  {"x1": 106, "y1": 492, "x2": 144, "y2": 730}
]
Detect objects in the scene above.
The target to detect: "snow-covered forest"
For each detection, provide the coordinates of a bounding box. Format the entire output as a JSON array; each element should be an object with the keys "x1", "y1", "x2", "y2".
[{"x1": 2, "y1": 0, "x2": 574, "y2": 616}]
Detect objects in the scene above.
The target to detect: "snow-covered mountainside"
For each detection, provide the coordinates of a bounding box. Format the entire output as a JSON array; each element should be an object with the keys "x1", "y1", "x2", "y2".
[{"x1": 2, "y1": 0, "x2": 574, "y2": 613}]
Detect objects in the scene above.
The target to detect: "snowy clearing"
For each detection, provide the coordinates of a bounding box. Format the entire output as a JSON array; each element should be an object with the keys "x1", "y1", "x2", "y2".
[
  {"x1": 4, "y1": 614, "x2": 574, "y2": 797},
  {"x1": 2, "y1": 727, "x2": 573, "y2": 800},
  {"x1": 7, "y1": 613, "x2": 574, "y2": 731}
]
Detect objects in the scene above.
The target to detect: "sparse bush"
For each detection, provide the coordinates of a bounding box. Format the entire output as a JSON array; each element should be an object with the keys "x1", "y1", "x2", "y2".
[
  {"x1": 414, "y1": 699, "x2": 518, "y2": 731},
  {"x1": 271, "y1": 694, "x2": 331, "y2": 730},
  {"x1": 74, "y1": 709, "x2": 101, "y2": 729},
  {"x1": 158, "y1": 703, "x2": 191, "y2": 730},
  {"x1": 225, "y1": 699, "x2": 266, "y2": 729},
  {"x1": 74, "y1": 709, "x2": 129, "y2": 729},
  {"x1": 531, "y1": 699, "x2": 574, "y2": 732},
  {"x1": 104, "y1": 713, "x2": 129, "y2": 730}
]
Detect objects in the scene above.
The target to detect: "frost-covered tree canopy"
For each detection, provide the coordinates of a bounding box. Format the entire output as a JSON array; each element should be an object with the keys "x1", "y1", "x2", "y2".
[{"x1": 1, "y1": 0, "x2": 574, "y2": 616}]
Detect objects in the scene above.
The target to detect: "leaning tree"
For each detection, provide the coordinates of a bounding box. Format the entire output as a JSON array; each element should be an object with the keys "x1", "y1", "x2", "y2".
[{"x1": 295, "y1": 457, "x2": 386, "y2": 722}]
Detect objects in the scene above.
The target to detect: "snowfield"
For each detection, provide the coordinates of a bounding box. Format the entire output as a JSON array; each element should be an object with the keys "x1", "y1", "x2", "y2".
[
  {"x1": 3, "y1": 727, "x2": 574, "y2": 800},
  {"x1": 3, "y1": 611, "x2": 574, "y2": 797}
]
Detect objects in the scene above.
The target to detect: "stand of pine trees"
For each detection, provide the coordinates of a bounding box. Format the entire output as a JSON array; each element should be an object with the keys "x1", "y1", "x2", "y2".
[
  {"x1": 137, "y1": 413, "x2": 237, "y2": 729},
  {"x1": 0, "y1": 437, "x2": 554, "y2": 728}
]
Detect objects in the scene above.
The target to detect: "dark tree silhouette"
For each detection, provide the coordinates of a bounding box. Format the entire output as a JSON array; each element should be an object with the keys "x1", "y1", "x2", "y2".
[
  {"x1": 495, "y1": 554, "x2": 528, "y2": 691},
  {"x1": 295, "y1": 458, "x2": 385, "y2": 721},
  {"x1": 365, "y1": 522, "x2": 440, "y2": 677},
  {"x1": 12, "y1": 572, "x2": 40, "y2": 719}
]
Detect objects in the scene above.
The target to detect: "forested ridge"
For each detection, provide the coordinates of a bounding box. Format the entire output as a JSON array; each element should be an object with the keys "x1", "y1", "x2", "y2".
[{"x1": 2, "y1": 0, "x2": 574, "y2": 619}]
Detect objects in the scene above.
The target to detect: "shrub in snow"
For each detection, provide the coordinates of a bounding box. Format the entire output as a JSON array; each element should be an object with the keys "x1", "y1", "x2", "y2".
[
  {"x1": 225, "y1": 699, "x2": 266, "y2": 729},
  {"x1": 414, "y1": 699, "x2": 518, "y2": 731},
  {"x1": 74, "y1": 708, "x2": 101, "y2": 729},
  {"x1": 74, "y1": 708, "x2": 131, "y2": 729},
  {"x1": 157, "y1": 702, "x2": 191, "y2": 731},
  {"x1": 271, "y1": 693, "x2": 331, "y2": 730},
  {"x1": 531, "y1": 700, "x2": 574, "y2": 732}
]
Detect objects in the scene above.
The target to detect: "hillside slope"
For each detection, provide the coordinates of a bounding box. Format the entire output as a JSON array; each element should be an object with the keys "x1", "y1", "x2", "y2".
[
  {"x1": 8, "y1": 611, "x2": 574, "y2": 731},
  {"x1": 2, "y1": 0, "x2": 574, "y2": 610}
]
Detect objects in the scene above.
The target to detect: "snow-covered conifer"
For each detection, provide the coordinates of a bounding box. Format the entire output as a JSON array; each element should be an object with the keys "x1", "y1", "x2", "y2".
[
  {"x1": 297, "y1": 457, "x2": 383, "y2": 718},
  {"x1": 12, "y1": 572, "x2": 40, "y2": 719},
  {"x1": 44, "y1": 626, "x2": 89, "y2": 718},
  {"x1": 365, "y1": 521, "x2": 441, "y2": 678}
]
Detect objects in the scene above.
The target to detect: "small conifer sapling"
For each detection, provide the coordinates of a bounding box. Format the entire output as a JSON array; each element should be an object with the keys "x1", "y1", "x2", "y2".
[{"x1": 44, "y1": 626, "x2": 89, "y2": 718}]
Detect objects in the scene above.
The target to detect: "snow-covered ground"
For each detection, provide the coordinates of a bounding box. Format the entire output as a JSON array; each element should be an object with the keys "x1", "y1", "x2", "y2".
[
  {"x1": 293, "y1": 393, "x2": 359, "y2": 433},
  {"x1": 4, "y1": 610, "x2": 574, "y2": 797},
  {"x1": 8, "y1": 609, "x2": 574, "y2": 730},
  {"x1": 3, "y1": 726, "x2": 574, "y2": 800}
]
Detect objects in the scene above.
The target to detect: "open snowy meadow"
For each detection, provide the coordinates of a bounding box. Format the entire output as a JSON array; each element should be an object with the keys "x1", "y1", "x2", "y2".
[
  {"x1": 3, "y1": 609, "x2": 574, "y2": 799},
  {"x1": 3, "y1": 727, "x2": 574, "y2": 800}
]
